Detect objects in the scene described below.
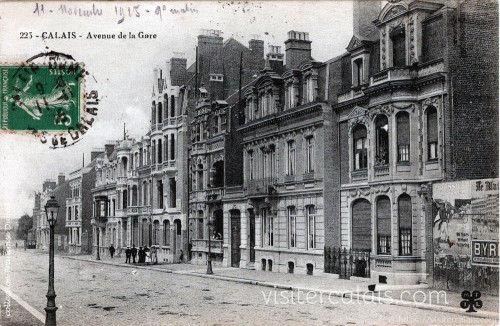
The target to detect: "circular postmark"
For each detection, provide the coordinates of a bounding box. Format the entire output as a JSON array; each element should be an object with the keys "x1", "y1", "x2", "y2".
[{"x1": 1, "y1": 50, "x2": 100, "y2": 148}]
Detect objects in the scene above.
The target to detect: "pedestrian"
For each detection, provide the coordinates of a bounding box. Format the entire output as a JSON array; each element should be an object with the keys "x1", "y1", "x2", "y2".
[
  {"x1": 131, "y1": 245, "x2": 137, "y2": 263},
  {"x1": 15, "y1": 242, "x2": 18, "y2": 249},
  {"x1": 109, "y1": 244, "x2": 115, "y2": 258},
  {"x1": 179, "y1": 249, "x2": 184, "y2": 263},
  {"x1": 145, "y1": 246, "x2": 151, "y2": 265},
  {"x1": 138, "y1": 246, "x2": 144, "y2": 263},
  {"x1": 125, "y1": 247, "x2": 131, "y2": 263}
]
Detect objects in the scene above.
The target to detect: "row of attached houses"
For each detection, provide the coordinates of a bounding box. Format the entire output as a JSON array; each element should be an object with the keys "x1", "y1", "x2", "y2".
[{"x1": 33, "y1": 0, "x2": 498, "y2": 286}]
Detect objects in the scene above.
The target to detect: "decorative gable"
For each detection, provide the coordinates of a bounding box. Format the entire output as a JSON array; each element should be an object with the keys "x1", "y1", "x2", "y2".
[{"x1": 346, "y1": 35, "x2": 363, "y2": 52}]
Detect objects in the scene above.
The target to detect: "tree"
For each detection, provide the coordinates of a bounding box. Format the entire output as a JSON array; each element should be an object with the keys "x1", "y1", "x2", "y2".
[{"x1": 16, "y1": 214, "x2": 33, "y2": 240}]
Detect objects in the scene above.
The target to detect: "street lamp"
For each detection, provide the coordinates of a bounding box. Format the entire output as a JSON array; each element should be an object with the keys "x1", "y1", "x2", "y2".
[
  {"x1": 44, "y1": 196, "x2": 59, "y2": 326},
  {"x1": 206, "y1": 217, "x2": 213, "y2": 275}
]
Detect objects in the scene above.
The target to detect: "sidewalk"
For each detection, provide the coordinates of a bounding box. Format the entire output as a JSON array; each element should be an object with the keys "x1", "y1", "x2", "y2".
[
  {"x1": 0, "y1": 288, "x2": 44, "y2": 326},
  {"x1": 59, "y1": 253, "x2": 499, "y2": 320}
]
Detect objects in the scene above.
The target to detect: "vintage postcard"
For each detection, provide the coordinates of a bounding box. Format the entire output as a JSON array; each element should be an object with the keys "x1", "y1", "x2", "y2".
[{"x1": 0, "y1": 1, "x2": 498, "y2": 325}]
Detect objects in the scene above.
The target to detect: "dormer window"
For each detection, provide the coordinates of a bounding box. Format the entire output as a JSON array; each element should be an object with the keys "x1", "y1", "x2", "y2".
[
  {"x1": 353, "y1": 58, "x2": 363, "y2": 87},
  {"x1": 286, "y1": 83, "x2": 295, "y2": 109},
  {"x1": 391, "y1": 26, "x2": 406, "y2": 67},
  {"x1": 305, "y1": 76, "x2": 314, "y2": 102}
]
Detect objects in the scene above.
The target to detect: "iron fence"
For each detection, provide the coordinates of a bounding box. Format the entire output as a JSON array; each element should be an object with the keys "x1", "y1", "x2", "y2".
[{"x1": 324, "y1": 246, "x2": 371, "y2": 279}]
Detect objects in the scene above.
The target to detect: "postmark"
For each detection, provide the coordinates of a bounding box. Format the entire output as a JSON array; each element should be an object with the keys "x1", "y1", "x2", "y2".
[{"x1": 0, "y1": 51, "x2": 100, "y2": 148}]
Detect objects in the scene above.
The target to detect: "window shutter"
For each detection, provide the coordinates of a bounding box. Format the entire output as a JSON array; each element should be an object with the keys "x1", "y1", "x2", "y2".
[
  {"x1": 397, "y1": 112, "x2": 410, "y2": 145},
  {"x1": 427, "y1": 108, "x2": 438, "y2": 142},
  {"x1": 377, "y1": 196, "x2": 391, "y2": 236},
  {"x1": 398, "y1": 195, "x2": 412, "y2": 229}
]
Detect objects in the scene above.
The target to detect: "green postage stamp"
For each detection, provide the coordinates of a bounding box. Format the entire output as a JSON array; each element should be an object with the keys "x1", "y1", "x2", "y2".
[{"x1": 0, "y1": 63, "x2": 84, "y2": 132}]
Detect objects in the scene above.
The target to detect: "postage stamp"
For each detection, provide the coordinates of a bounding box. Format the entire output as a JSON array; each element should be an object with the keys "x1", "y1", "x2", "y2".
[{"x1": 0, "y1": 62, "x2": 84, "y2": 132}]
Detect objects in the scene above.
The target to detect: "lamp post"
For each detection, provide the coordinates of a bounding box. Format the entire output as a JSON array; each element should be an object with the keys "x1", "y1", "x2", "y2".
[
  {"x1": 44, "y1": 196, "x2": 59, "y2": 326},
  {"x1": 206, "y1": 218, "x2": 213, "y2": 275},
  {"x1": 96, "y1": 227, "x2": 100, "y2": 261}
]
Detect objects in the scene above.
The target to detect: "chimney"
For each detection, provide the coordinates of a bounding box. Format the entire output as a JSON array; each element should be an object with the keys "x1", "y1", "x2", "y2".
[
  {"x1": 284, "y1": 31, "x2": 312, "y2": 70},
  {"x1": 249, "y1": 39, "x2": 264, "y2": 57},
  {"x1": 58, "y1": 173, "x2": 66, "y2": 186},
  {"x1": 353, "y1": 0, "x2": 381, "y2": 39},
  {"x1": 266, "y1": 45, "x2": 285, "y2": 75},
  {"x1": 91, "y1": 148, "x2": 104, "y2": 161},
  {"x1": 43, "y1": 180, "x2": 56, "y2": 192},
  {"x1": 34, "y1": 193, "x2": 41, "y2": 209},
  {"x1": 197, "y1": 29, "x2": 224, "y2": 95},
  {"x1": 170, "y1": 57, "x2": 188, "y2": 86},
  {"x1": 104, "y1": 143, "x2": 115, "y2": 157}
]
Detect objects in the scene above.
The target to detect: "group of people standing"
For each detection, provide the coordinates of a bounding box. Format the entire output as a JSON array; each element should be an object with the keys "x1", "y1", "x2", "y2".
[{"x1": 121, "y1": 245, "x2": 158, "y2": 264}]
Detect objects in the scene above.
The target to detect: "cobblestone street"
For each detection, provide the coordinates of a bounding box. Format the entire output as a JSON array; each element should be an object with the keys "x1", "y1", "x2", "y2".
[{"x1": 0, "y1": 250, "x2": 497, "y2": 326}]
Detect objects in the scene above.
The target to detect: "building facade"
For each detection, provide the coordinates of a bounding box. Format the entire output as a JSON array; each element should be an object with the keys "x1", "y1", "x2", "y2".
[{"x1": 327, "y1": 0, "x2": 498, "y2": 284}]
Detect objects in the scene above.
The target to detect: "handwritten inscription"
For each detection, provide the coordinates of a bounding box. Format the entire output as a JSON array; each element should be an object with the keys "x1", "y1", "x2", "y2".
[{"x1": 32, "y1": 2, "x2": 199, "y2": 24}]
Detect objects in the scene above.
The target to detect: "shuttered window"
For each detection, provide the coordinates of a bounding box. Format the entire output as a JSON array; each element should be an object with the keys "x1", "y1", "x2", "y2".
[
  {"x1": 398, "y1": 194, "x2": 412, "y2": 255},
  {"x1": 377, "y1": 196, "x2": 391, "y2": 254},
  {"x1": 397, "y1": 112, "x2": 410, "y2": 162}
]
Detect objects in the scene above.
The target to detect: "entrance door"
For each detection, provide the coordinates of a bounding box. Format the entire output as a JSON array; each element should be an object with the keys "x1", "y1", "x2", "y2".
[
  {"x1": 230, "y1": 211, "x2": 241, "y2": 267},
  {"x1": 249, "y1": 211, "x2": 255, "y2": 262}
]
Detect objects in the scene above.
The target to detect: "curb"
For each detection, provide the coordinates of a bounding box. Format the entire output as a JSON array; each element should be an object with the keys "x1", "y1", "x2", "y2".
[{"x1": 59, "y1": 255, "x2": 499, "y2": 320}]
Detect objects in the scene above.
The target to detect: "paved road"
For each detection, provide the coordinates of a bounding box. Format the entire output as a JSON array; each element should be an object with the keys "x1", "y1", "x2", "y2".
[{"x1": 0, "y1": 250, "x2": 496, "y2": 326}]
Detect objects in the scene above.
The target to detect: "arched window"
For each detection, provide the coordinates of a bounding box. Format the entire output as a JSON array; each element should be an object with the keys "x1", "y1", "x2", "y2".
[
  {"x1": 352, "y1": 199, "x2": 371, "y2": 251},
  {"x1": 163, "y1": 95, "x2": 169, "y2": 119},
  {"x1": 353, "y1": 125, "x2": 367, "y2": 170},
  {"x1": 427, "y1": 106, "x2": 438, "y2": 161},
  {"x1": 396, "y1": 111, "x2": 410, "y2": 162},
  {"x1": 376, "y1": 196, "x2": 391, "y2": 254},
  {"x1": 398, "y1": 194, "x2": 412, "y2": 255},
  {"x1": 375, "y1": 115, "x2": 389, "y2": 165},
  {"x1": 163, "y1": 220, "x2": 170, "y2": 246},
  {"x1": 158, "y1": 102, "x2": 163, "y2": 122}
]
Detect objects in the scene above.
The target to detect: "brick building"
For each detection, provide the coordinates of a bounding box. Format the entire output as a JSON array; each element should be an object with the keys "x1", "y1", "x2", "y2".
[{"x1": 326, "y1": 0, "x2": 498, "y2": 284}]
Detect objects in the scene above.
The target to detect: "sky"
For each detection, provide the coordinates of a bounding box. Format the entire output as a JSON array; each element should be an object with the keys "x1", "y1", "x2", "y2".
[{"x1": 0, "y1": 1, "x2": 380, "y2": 220}]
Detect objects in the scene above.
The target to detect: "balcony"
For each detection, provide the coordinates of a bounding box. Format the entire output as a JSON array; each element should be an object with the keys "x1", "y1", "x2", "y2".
[
  {"x1": 374, "y1": 165, "x2": 390, "y2": 177},
  {"x1": 337, "y1": 88, "x2": 364, "y2": 104},
  {"x1": 65, "y1": 219, "x2": 81, "y2": 228},
  {"x1": 206, "y1": 188, "x2": 224, "y2": 203},
  {"x1": 244, "y1": 178, "x2": 278, "y2": 197},
  {"x1": 127, "y1": 206, "x2": 140, "y2": 215},
  {"x1": 370, "y1": 67, "x2": 413, "y2": 87},
  {"x1": 351, "y1": 169, "x2": 368, "y2": 182},
  {"x1": 191, "y1": 239, "x2": 223, "y2": 254},
  {"x1": 117, "y1": 176, "x2": 127, "y2": 185}
]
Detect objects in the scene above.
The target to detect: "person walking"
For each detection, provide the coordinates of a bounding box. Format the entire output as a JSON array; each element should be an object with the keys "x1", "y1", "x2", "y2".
[
  {"x1": 109, "y1": 244, "x2": 115, "y2": 259},
  {"x1": 131, "y1": 245, "x2": 137, "y2": 263},
  {"x1": 145, "y1": 246, "x2": 151, "y2": 265},
  {"x1": 125, "y1": 247, "x2": 131, "y2": 263}
]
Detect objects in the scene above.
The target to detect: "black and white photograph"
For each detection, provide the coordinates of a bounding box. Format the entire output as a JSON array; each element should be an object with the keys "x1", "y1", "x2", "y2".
[{"x1": 0, "y1": 1, "x2": 498, "y2": 325}]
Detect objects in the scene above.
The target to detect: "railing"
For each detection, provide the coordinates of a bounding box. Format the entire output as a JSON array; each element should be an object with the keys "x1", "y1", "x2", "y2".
[
  {"x1": 191, "y1": 239, "x2": 223, "y2": 254},
  {"x1": 324, "y1": 247, "x2": 371, "y2": 279},
  {"x1": 337, "y1": 88, "x2": 364, "y2": 103},
  {"x1": 374, "y1": 165, "x2": 390, "y2": 177},
  {"x1": 244, "y1": 177, "x2": 278, "y2": 196},
  {"x1": 127, "y1": 206, "x2": 140, "y2": 214},
  {"x1": 370, "y1": 67, "x2": 412, "y2": 86},
  {"x1": 351, "y1": 169, "x2": 368, "y2": 182}
]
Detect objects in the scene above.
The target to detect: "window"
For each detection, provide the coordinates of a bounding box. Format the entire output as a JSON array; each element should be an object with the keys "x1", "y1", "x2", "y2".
[
  {"x1": 306, "y1": 205, "x2": 317, "y2": 249},
  {"x1": 163, "y1": 220, "x2": 170, "y2": 246},
  {"x1": 391, "y1": 27, "x2": 406, "y2": 67},
  {"x1": 270, "y1": 145, "x2": 276, "y2": 178},
  {"x1": 153, "y1": 221, "x2": 160, "y2": 245},
  {"x1": 112, "y1": 199, "x2": 116, "y2": 216},
  {"x1": 74, "y1": 207, "x2": 78, "y2": 220},
  {"x1": 261, "y1": 208, "x2": 273, "y2": 247},
  {"x1": 353, "y1": 58, "x2": 363, "y2": 87},
  {"x1": 100, "y1": 201, "x2": 106, "y2": 217},
  {"x1": 397, "y1": 112, "x2": 410, "y2": 162},
  {"x1": 197, "y1": 164, "x2": 204, "y2": 190},
  {"x1": 427, "y1": 106, "x2": 438, "y2": 160},
  {"x1": 375, "y1": 115, "x2": 389, "y2": 166},
  {"x1": 170, "y1": 134, "x2": 175, "y2": 160},
  {"x1": 158, "y1": 102, "x2": 163, "y2": 122},
  {"x1": 287, "y1": 140, "x2": 296, "y2": 176},
  {"x1": 288, "y1": 206, "x2": 297, "y2": 248},
  {"x1": 353, "y1": 125, "x2": 368, "y2": 170},
  {"x1": 306, "y1": 77, "x2": 315, "y2": 102},
  {"x1": 123, "y1": 190, "x2": 128, "y2": 209},
  {"x1": 151, "y1": 101, "x2": 156, "y2": 124},
  {"x1": 306, "y1": 136, "x2": 315, "y2": 173},
  {"x1": 286, "y1": 83, "x2": 295, "y2": 109},
  {"x1": 248, "y1": 151, "x2": 254, "y2": 181},
  {"x1": 157, "y1": 139, "x2": 162, "y2": 163},
  {"x1": 197, "y1": 211, "x2": 204, "y2": 239},
  {"x1": 170, "y1": 95, "x2": 175, "y2": 117},
  {"x1": 261, "y1": 148, "x2": 268, "y2": 179},
  {"x1": 157, "y1": 180, "x2": 163, "y2": 209},
  {"x1": 68, "y1": 207, "x2": 71, "y2": 220},
  {"x1": 169, "y1": 178, "x2": 176, "y2": 208},
  {"x1": 377, "y1": 196, "x2": 391, "y2": 255},
  {"x1": 398, "y1": 194, "x2": 412, "y2": 255}
]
